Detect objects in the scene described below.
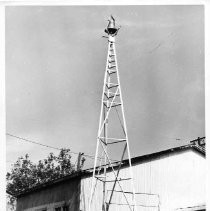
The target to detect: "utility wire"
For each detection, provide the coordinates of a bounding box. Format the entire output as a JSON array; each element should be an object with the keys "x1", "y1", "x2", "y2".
[
  {"x1": 6, "y1": 133, "x2": 94, "y2": 159},
  {"x1": 6, "y1": 133, "x2": 61, "y2": 151},
  {"x1": 6, "y1": 132, "x2": 184, "y2": 165},
  {"x1": 6, "y1": 133, "x2": 116, "y2": 162}
]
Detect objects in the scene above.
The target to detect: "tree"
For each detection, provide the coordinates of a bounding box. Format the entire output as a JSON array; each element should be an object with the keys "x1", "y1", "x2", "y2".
[{"x1": 6, "y1": 148, "x2": 85, "y2": 210}]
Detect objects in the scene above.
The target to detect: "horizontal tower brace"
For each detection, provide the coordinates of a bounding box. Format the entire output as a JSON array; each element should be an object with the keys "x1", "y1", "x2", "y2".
[
  {"x1": 107, "y1": 190, "x2": 160, "y2": 196},
  {"x1": 99, "y1": 138, "x2": 126, "y2": 146},
  {"x1": 108, "y1": 203, "x2": 158, "y2": 208},
  {"x1": 99, "y1": 137, "x2": 127, "y2": 141},
  {"x1": 96, "y1": 178, "x2": 131, "y2": 183}
]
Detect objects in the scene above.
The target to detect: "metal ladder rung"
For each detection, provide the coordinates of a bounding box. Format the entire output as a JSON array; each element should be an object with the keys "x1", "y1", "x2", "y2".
[
  {"x1": 106, "y1": 83, "x2": 119, "y2": 89},
  {"x1": 103, "y1": 100, "x2": 120, "y2": 104},
  {"x1": 104, "y1": 92, "x2": 120, "y2": 99},
  {"x1": 107, "y1": 70, "x2": 117, "y2": 75},
  {"x1": 108, "y1": 65, "x2": 116, "y2": 69},
  {"x1": 108, "y1": 103, "x2": 121, "y2": 108},
  {"x1": 105, "y1": 91, "x2": 120, "y2": 95},
  {"x1": 103, "y1": 102, "x2": 121, "y2": 108},
  {"x1": 109, "y1": 54, "x2": 115, "y2": 57},
  {"x1": 108, "y1": 60, "x2": 115, "y2": 63},
  {"x1": 108, "y1": 93, "x2": 119, "y2": 98}
]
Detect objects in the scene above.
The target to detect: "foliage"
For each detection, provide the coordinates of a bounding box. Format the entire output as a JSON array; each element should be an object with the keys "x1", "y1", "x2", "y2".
[{"x1": 6, "y1": 149, "x2": 85, "y2": 209}]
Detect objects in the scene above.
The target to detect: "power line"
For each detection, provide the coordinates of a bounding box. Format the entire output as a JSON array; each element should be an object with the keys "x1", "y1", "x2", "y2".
[
  {"x1": 6, "y1": 133, "x2": 95, "y2": 159},
  {"x1": 6, "y1": 133, "x2": 116, "y2": 162},
  {"x1": 6, "y1": 133, "x2": 61, "y2": 151},
  {"x1": 6, "y1": 133, "x2": 203, "y2": 166}
]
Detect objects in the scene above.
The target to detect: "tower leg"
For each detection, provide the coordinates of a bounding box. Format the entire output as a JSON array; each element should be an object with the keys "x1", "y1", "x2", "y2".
[{"x1": 88, "y1": 29, "x2": 136, "y2": 211}]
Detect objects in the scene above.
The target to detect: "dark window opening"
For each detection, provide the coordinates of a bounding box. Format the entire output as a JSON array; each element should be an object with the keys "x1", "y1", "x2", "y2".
[
  {"x1": 55, "y1": 206, "x2": 69, "y2": 211},
  {"x1": 63, "y1": 206, "x2": 69, "y2": 211}
]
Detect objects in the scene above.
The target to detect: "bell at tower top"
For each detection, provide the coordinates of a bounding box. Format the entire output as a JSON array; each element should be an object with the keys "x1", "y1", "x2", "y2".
[{"x1": 104, "y1": 15, "x2": 120, "y2": 37}]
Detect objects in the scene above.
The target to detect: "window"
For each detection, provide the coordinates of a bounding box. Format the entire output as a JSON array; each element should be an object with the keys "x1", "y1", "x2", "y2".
[
  {"x1": 63, "y1": 206, "x2": 69, "y2": 211},
  {"x1": 54, "y1": 206, "x2": 69, "y2": 211}
]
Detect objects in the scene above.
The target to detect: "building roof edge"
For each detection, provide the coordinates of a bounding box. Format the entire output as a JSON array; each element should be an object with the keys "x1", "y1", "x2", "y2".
[{"x1": 11, "y1": 142, "x2": 205, "y2": 198}]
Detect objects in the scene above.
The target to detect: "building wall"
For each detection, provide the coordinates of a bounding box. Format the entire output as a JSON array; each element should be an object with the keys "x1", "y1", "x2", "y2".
[
  {"x1": 16, "y1": 177, "x2": 80, "y2": 211},
  {"x1": 15, "y1": 149, "x2": 205, "y2": 211},
  {"x1": 80, "y1": 149, "x2": 205, "y2": 211}
]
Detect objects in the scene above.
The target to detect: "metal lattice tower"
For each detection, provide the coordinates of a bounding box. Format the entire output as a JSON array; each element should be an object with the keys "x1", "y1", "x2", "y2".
[{"x1": 88, "y1": 16, "x2": 136, "y2": 211}]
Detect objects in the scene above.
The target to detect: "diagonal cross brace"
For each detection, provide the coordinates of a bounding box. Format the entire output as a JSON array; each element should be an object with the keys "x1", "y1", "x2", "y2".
[
  {"x1": 106, "y1": 143, "x2": 127, "y2": 211},
  {"x1": 99, "y1": 141, "x2": 133, "y2": 211},
  {"x1": 98, "y1": 87, "x2": 120, "y2": 137}
]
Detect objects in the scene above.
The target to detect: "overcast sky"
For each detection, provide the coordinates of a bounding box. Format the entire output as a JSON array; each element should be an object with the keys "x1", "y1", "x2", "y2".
[{"x1": 6, "y1": 5, "x2": 204, "y2": 170}]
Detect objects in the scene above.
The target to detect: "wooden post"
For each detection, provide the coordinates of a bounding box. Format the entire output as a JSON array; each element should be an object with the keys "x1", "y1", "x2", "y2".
[{"x1": 76, "y1": 152, "x2": 83, "y2": 171}]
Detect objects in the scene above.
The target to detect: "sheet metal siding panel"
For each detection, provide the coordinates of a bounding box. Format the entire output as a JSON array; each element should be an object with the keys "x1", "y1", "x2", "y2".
[
  {"x1": 80, "y1": 150, "x2": 205, "y2": 211},
  {"x1": 147, "y1": 150, "x2": 205, "y2": 210},
  {"x1": 16, "y1": 178, "x2": 80, "y2": 211}
]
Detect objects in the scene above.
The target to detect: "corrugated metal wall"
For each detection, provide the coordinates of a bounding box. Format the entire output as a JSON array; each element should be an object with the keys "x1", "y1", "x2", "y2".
[
  {"x1": 17, "y1": 178, "x2": 80, "y2": 211},
  {"x1": 80, "y1": 150, "x2": 205, "y2": 211}
]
